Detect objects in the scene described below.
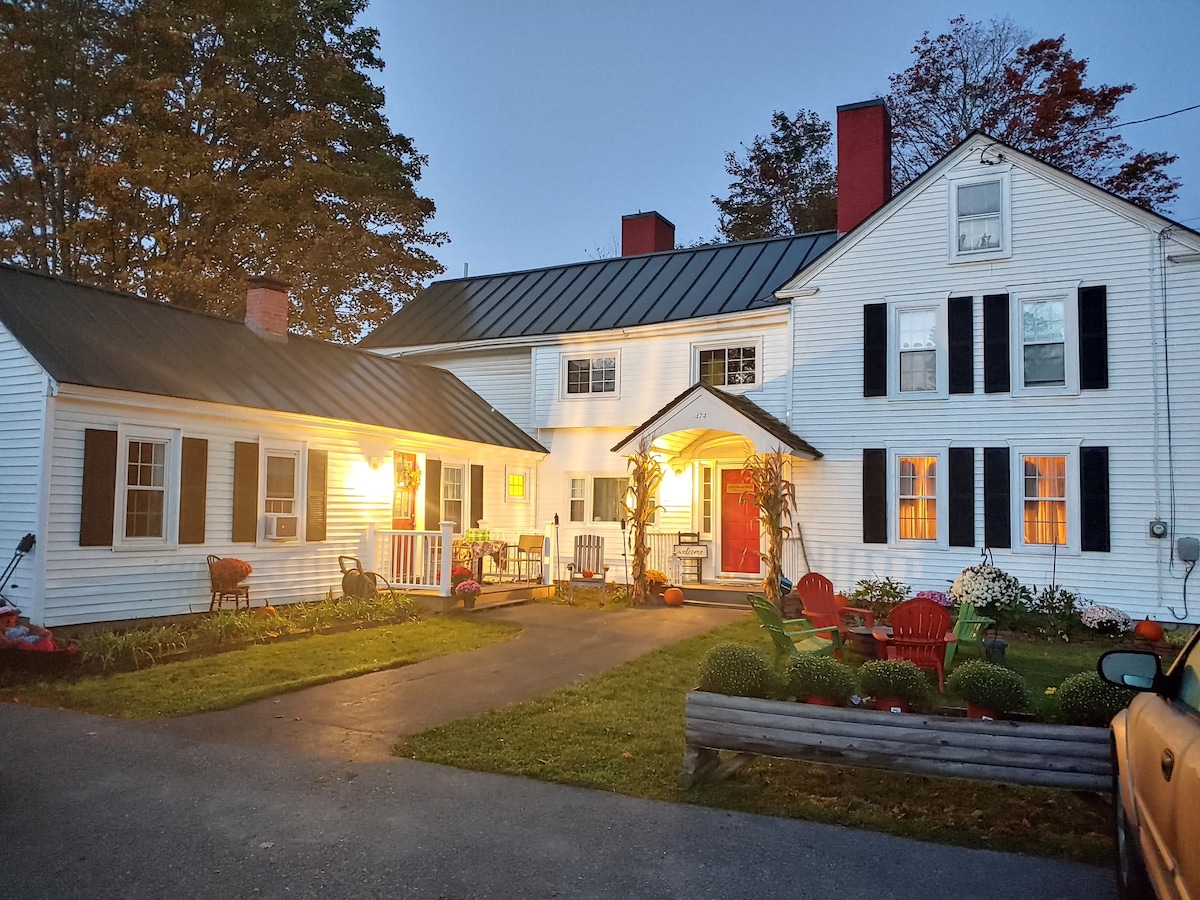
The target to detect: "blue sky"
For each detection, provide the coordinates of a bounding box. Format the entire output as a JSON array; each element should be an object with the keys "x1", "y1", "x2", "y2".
[{"x1": 360, "y1": 1, "x2": 1200, "y2": 280}]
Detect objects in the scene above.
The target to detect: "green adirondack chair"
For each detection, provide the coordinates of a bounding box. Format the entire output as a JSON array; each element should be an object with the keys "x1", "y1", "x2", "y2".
[
  {"x1": 946, "y1": 602, "x2": 996, "y2": 668},
  {"x1": 748, "y1": 594, "x2": 842, "y2": 666}
]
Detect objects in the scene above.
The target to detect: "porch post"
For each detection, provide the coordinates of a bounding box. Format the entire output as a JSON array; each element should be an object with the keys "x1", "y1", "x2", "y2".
[
  {"x1": 439, "y1": 521, "x2": 454, "y2": 596},
  {"x1": 365, "y1": 523, "x2": 378, "y2": 573}
]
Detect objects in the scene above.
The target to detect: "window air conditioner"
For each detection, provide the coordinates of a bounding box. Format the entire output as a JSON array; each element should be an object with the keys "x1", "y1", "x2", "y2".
[{"x1": 264, "y1": 514, "x2": 298, "y2": 540}]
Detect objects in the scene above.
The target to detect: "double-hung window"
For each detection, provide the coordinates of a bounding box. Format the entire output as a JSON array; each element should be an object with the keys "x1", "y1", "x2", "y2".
[
  {"x1": 564, "y1": 354, "x2": 617, "y2": 396},
  {"x1": 264, "y1": 453, "x2": 297, "y2": 515},
  {"x1": 1009, "y1": 445, "x2": 1080, "y2": 555},
  {"x1": 114, "y1": 425, "x2": 181, "y2": 548},
  {"x1": 443, "y1": 464, "x2": 465, "y2": 531},
  {"x1": 948, "y1": 171, "x2": 1010, "y2": 262},
  {"x1": 897, "y1": 308, "x2": 938, "y2": 393},
  {"x1": 1010, "y1": 286, "x2": 1079, "y2": 396},
  {"x1": 567, "y1": 475, "x2": 647, "y2": 524},
  {"x1": 889, "y1": 449, "x2": 947, "y2": 548},
  {"x1": 698, "y1": 345, "x2": 757, "y2": 387}
]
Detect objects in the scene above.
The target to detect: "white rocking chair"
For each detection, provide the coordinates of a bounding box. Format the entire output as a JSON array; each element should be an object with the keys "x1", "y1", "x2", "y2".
[{"x1": 566, "y1": 535, "x2": 609, "y2": 605}]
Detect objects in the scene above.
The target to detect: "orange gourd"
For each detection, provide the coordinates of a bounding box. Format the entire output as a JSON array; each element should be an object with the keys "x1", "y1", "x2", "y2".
[
  {"x1": 664, "y1": 587, "x2": 685, "y2": 607},
  {"x1": 582, "y1": 569, "x2": 595, "y2": 578},
  {"x1": 1134, "y1": 618, "x2": 1164, "y2": 642}
]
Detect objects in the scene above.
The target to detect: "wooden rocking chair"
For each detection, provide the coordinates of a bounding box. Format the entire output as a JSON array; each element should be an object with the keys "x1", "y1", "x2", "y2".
[{"x1": 566, "y1": 535, "x2": 609, "y2": 605}]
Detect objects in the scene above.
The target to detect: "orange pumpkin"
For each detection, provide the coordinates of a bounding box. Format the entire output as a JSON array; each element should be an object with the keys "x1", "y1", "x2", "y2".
[
  {"x1": 664, "y1": 587, "x2": 685, "y2": 607},
  {"x1": 582, "y1": 569, "x2": 595, "y2": 578},
  {"x1": 254, "y1": 605, "x2": 277, "y2": 619},
  {"x1": 1134, "y1": 618, "x2": 1164, "y2": 642}
]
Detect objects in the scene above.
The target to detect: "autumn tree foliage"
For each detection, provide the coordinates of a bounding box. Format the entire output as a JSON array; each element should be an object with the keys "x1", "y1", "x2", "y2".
[
  {"x1": 887, "y1": 16, "x2": 1179, "y2": 209},
  {"x1": 0, "y1": 0, "x2": 444, "y2": 342},
  {"x1": 712, "y1": 109, "x2": 837, "y2": 242}
]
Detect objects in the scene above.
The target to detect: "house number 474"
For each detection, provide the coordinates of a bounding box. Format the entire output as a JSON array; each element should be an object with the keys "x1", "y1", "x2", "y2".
[{"x1": 694, "y1": 412, "x2": 707, "y2": 420}]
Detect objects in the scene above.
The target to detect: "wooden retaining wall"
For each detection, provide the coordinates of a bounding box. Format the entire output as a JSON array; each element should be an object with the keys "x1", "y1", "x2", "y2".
[{"x1": 681, "y1": 691, "x2": 1112, "y2": 792}]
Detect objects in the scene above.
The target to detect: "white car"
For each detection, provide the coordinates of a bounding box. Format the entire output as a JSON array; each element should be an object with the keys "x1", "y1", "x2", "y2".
[{"x1": 1100, "y1": 630, "x2": 1200, "y2": 900}]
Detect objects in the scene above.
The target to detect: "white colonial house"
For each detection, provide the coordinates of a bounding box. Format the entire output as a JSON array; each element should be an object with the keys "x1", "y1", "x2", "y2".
[
  {"x1": 0, "y1": 271, "x2": 545, "y2": 626},
  {"x1": 364, "y1": 100, "x2": 1200, "y2": 622}
]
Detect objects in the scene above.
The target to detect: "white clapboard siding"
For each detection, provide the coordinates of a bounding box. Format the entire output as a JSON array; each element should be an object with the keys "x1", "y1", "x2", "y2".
[
  {"x1": 0, "y1": 323, "x2": 49, "y2": 617},
  {"x1": 39, "y1": 391, "x2": 542, "y2": 626},
  {"x1": 408, "y1": 347, "x2": 534, "y2": 434},
  {"x1": 785, "y1": 145, "x2": 1200, "y2": 619}
]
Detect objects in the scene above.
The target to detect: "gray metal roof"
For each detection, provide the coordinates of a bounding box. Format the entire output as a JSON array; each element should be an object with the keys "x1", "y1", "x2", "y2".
[
  {"x1": 360, "y1": 231, "x2": 837, "y2": 348},
  {"x1": 0, "y1": 265, "x2": 546, "y2": 453}
]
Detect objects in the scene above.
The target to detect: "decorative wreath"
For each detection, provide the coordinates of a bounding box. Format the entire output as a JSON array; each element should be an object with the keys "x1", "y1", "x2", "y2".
[{"x1": 396, "y1": 460, "x2": 422, "y2": 491}]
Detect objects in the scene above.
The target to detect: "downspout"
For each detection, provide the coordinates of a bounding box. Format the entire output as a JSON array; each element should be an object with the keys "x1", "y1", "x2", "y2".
[{"x1": 31, "y1": 375, "x2": 58, "y2": 625}]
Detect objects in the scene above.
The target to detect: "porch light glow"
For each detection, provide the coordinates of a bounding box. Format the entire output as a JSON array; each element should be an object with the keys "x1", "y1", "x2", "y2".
[
  {"x1": 347, "y1": 458, "x2": 393, "y2": 499},
  {"x1": 659, "y1": 463, "x2": 692, "y2": 507}
]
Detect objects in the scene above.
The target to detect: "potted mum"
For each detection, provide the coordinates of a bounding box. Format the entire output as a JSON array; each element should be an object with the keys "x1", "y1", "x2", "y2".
[
  {"x1": 450, "y1": 565, "x2": 474, "y2": 591},
  {"x1": 947, "y1": 660, "x2": 1031, "y2": 720},
  {"x1": 857, "y1": 659, "x2": 928, "y2": 713},
  {"x1": 783, "y1": 654, "x2": 856, "y2": 707},
  {"x1": 1080, "y1": 605, "x2": 1134, "y2": 639},
  {"x1": 646, "y1": 569, "x2": 669, "y2": 597},
  {"x1": 949, "y1": 564, "x2": 1024, "y2": 625},
  {"x1": 454, "y1": 579, "x2": 482, "y2": 610},
  {"x1": 210, "y1": 557, "x2": 252, "y2": 591}
]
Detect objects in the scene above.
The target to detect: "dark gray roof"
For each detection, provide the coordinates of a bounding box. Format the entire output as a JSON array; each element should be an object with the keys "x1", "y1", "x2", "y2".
[
  {"x1": 0, "y1": 265, "x2": 545, "y2": 453},
  {"x1": 614, "y1": 381, "x2": 822, "y2": 460},
  {"x1": 361, "y1": 231, "x2": 837, "y2": 348}
]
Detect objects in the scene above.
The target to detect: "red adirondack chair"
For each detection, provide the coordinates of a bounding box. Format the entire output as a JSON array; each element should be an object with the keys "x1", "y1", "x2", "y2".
[
  {"x1": 797, "y1": 572, "x2": 874, "y2": 639},
  {"x1": 875, "y1": 598, "x2": 956, "y2": 692}
]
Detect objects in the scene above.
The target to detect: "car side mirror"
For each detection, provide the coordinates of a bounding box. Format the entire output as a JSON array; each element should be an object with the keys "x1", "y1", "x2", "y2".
[{"x1": 1098, "y1": 649, "x2": 1165, "y2": 692}]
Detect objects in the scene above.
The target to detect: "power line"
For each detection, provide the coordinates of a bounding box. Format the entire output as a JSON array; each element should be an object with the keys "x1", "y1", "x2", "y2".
[{"x1": 1105, "y1": 103, "x2": 1200, "y2": 130}]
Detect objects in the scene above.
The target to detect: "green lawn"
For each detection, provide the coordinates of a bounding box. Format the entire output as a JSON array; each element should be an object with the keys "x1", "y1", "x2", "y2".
[
  {"x1": 6, "y1": 617, "x2": 519, "y2": 718},
  {"x1": 399, "y1": 617, "x2": 1114, "y2": 863}
]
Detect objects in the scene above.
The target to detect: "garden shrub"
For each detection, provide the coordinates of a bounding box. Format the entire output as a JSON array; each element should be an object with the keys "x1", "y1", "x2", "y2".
[
  {"x1": 847, "y1": 577, "x2": 910, "y2": 623},
  {"x1": 697, "y1": 642, "x2": 774, "y2": 699},
  {"x1": 947, "y1": 660, "x2": 1031, "y2": 714},
  {"x1": 857, "y1": 658, "x2": 928, "y2": 706},
  {"x1": 783, "y1": 654, "x2": 856, "y2": 704},
  {"x1": 1057, "y1": 670, "x2": 1136, "y2": 726},
  {"x1": 1164, "y1": 626, "x2": 1196, "y2": 649},
  {"x1": 1079, "y1": 605, "x2": 1133, "y2": 638},
  {"x1": 1026, "y1": 583, "x2": 1090, "y2": 641}
]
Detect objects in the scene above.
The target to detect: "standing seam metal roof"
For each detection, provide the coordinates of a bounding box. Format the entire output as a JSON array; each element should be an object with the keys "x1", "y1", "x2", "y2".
[
  {"x1": 360, "y1": 231, "x2": 837, "y2": 348},
  {"x1": 0, "y1": 265, "x2": 546, "y2": 454}
]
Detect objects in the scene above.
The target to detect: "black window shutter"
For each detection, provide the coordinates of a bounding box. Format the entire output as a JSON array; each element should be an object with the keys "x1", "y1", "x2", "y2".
[
  {"x1": 862, "y1": 449, "x2": 887, "y2": 543},
  {"x1": 983, "y1": 294, "x2": 1010, "y2": 393},
  {"x1": 983, "y1": 447, "x2": 1011, "y2": 549},
  {"x1": 306, "y1": 450, "x2": 328, "y2": 543},
  {"x1": 470, "y1": 464, "x2": 484, "y2": 528},
  {"x1": 948, "y1": 447, "x2": 975, "y2": 547},
  {"x1": 1079, "y1": 286, "x2": 1109, "y2": 390},
  {"x1": 425, "y1": 459, "x2": 442, "y2": 528},
  {"x1": 863, "y1": 303, "x2": 887, "y2": 397},
  {"x1": 1081, "y1": 447, "x2": 1111, "y2": 552},
  {"x1": 948, "y1": 296, "x2": 974, "y2": 394},
  {"x1": 80, "y1": 428, "x2": 117, "y2": 546},
  {"x1": 178, "y1": 437, "x2": 208, "y2": 544},
  {"x1": 232, "y1": 441, "x2": 259, "y2": 543}
]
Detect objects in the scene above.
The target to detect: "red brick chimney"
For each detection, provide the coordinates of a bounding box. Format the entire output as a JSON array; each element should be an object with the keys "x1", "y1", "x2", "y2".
[
  {"x1": 621, "y1": 211, "x2": 675, "y2": 256},
  {"x1": 837, "y1": 99, "x2": 892, "y2": 235},
  {"x1": 245, "y1": 276, "x2": 290, "y2": 342}
]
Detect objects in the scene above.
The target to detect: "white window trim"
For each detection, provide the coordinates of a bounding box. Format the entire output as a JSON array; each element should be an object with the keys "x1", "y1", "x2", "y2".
[
  {"x1": 565, "y1": 473, "x2": 645, "y2": 526},
  {"x1": 691, "y1": 337, "x2": 763, "y2": 392},
  {"x1": 441, "y1": 462, "x2": 467, "y2": 535},
  {"x1": 505, "y1": 465, "x2": 530, "y2": 504},
  {"x1": 1010, "y1": 283, "x2": 1080, "y2": 397},
  {"x1": 886, "y1": 446, "x2": 948, "y2": 550},
  {"x1": 887, "y1": 299, "x2": 948, "y2": 400},
  {"x1": 114, "y1": 423, "x2": 182, "y2": 550},
  {"x1": 257, "y1": 439, "x2": 307, "y2": 546},
  {"x1": 947, "y1": 168, "x2": 1012, "y2": 264},
  {"x1": 1009, "y1": 442, "x2": 1081, "y2": 557},
  {"x1": 560, "y1": 350, "x2": 621, "y2": 400}
]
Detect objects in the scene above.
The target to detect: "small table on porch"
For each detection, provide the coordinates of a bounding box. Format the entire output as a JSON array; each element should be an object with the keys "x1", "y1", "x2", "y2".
[{"x1": 453, "y1": 539, "x2": 507, "y2": 583}]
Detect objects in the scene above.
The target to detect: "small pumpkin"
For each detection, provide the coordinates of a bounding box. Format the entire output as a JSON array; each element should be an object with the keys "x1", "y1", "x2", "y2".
[
  {"x1": 582, "y1": 569, "x2": 595, "y2": 578},
  {"x1": 1134, "y1": 618, "x2": 1164, "y2": 642},
  {"x1": 664, "y1": 587, "x2": 685, "y2": 607},
  {"x1": 254, "y1": 605, "x2": 277, "y2": 619}
]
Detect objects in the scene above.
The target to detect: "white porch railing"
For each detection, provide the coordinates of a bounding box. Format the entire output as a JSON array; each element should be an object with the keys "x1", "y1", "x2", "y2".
[
  {"x1": 642, "y1": 531, "x2": 810, "y2": 583},
  {"x1": 368, "y1": 522, "x2": 455, "y2": 596}
]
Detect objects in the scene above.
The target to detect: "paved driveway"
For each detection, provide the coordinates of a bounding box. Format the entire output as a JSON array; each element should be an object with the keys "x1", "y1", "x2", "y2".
[{"x1": 0, "y1": 604, "x2": 1117, "y2": 899}]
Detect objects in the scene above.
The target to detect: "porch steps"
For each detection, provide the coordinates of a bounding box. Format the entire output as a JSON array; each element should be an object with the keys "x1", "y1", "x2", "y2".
[{"x1": 676, "y1": 583, "x2": 756, "y2": 609}]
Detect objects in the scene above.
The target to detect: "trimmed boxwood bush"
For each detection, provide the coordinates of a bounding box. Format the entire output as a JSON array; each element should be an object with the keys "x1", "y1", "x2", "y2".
[
  {"x1": 947, "y1": 660, "x2": 1031, "y2": 714},
  {"x1": 1057, "y1": 670, "x2": 1137, "y2": 726},
  {"x1": 783, "y1": 654, "x2": 856, "y2": 705},
  {"x1": 857, "y1": 659, "x2": 928, "y2": 706},
  {"x1": 697, "y1": 642, "x2": 774, "y2": 699}
]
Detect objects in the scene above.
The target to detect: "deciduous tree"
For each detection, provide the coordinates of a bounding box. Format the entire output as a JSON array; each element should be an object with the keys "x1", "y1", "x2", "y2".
[
  {"x1": 887, "y1": 16, "x2": 1179, "y2": 209},
  {"x1": 0, "y1": 0, "x2": 444, "y2": 341},
  {"x1": 712, "y1": 109, "x2": 837, "y2": 242}
]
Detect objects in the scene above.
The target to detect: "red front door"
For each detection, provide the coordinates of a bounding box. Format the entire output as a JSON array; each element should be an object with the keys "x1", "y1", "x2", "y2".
[{"x1": 720, "y1": 470, "x2": 760, "y2": 574}]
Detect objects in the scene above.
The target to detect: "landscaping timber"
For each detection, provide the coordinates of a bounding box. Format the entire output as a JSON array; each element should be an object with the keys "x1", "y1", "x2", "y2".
[{"x1": 680, "y1": 690, "x2": 1111, "y2": 791}]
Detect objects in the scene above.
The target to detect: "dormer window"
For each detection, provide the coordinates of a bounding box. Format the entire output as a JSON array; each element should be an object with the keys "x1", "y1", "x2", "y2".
[{"x1": 948, "y1": 171, "x2": 1011, "y2": 263}]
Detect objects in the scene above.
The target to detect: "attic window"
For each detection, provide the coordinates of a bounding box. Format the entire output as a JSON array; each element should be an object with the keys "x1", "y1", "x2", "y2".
[
  {"x1": 562, "y1": 353, "x2": 618, "y2": 397},
  {"x1": 948, "y1": 171, "x2": 1011, "y2": 262}
]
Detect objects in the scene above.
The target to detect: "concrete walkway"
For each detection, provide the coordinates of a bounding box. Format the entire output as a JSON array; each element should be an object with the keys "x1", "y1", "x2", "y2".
[{"x1": 162, "y1": 602, "x2": 747, "y2": 762}]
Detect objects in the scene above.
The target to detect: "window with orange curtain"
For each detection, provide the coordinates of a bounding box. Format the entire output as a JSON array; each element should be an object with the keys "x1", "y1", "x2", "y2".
[
  {"x1": 898, "y1": 456, "x2": 937, "y2": 541},
  {"x1": 1023, "y1": 455, "x2": 1067, "y2": 545}
]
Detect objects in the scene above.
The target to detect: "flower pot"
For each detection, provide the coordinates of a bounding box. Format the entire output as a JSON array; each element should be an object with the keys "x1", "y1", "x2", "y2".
[
  {"x1": 460, "y1": 592, "x2": 478, "y2": 610},
  {"x1": 875, "y1": 696, "x2": 909, "y2": 713},
  {"x1": 847, "y1": 629, "x2": 878, "y2": 658},
  {"x1": 966, "y1": 703, "x2": 996, "y2": 721},
  {"x1": 983, "y1": 637, "x2": 1007, "y2": 664},
  {"x1": 650, "y1": 584, "x2": 665, "y2": 598},
  {"x1": 805, "y1": 695, "x2": 838, "y2": 707}
]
